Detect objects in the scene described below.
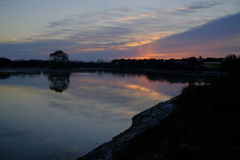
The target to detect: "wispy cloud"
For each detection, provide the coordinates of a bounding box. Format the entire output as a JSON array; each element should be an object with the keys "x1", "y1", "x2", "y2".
[
  {"x1": 165, "y1": 1, "x2": 224, "y2": 14},
  {"x1": 188, "y1": 2, "x2": 223, "y2": 10},
  {"x1": 0, "y1": 2, "x2": 239, "y2": 60},
  {"x1": 140, "y1": 13, "x2": 153, "y2": 17},
  {"x1": 120, "y1": 16, "x2": 137, "y2": 20}
]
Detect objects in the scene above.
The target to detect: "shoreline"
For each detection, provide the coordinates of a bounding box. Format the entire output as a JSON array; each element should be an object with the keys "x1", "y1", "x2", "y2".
[
  {"x1": 77, "y1": 97, "x2": 177, "y2": 160},
  {"x1": 0, "y1": 67, "x2": 228, "y2": 77}
]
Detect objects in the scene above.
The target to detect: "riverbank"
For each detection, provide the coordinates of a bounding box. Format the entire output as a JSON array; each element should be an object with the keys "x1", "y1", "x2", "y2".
[
  {"x1": 112, "y1": 77, "x2": 240, "y2": 160},
  {"x1": 77, "y1": 98, "x2": 177, "y2": 160},
  {"x1": 76, "y1": 77, "x2": 240, "y2": 160}
]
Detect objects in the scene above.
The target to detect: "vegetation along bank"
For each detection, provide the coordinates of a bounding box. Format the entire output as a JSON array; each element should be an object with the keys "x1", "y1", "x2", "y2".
[{"x1": 112, "y1": 77, "x2": 240, "y2": 160}]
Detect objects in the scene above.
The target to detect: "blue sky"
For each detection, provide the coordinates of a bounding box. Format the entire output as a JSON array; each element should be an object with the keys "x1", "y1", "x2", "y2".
[{"x1": 0, "y1": 0, "x2": 239, "y2": 61}]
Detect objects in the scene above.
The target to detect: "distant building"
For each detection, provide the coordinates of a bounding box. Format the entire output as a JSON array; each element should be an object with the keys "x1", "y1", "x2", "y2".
[{"x1": 204, "y1": 62, "x2": 222, "y2": 71}]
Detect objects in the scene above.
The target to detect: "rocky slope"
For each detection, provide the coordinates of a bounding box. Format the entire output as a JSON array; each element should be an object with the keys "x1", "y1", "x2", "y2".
[{"x1": 77, "y1": 97, "x2": 176, "y2": 160}]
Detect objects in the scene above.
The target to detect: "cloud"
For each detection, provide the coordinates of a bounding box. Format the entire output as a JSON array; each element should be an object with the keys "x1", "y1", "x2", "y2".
[
  {"x1": 140, "y1": 13, "x2": 152, "y2": 17},
  {"x1": 165, "y1": 1, "x2": 223, "y2": 14},
  {"x1": 132, "y1": 12, "x2": 240, "y2": 58},
  {"x1": 0, "y1": 3, "x2": 239, "y2": 60},
  {"x1": 188, "y1": 1, "x2": 223, "y2": 10},
  {"x1": 120, "y1": 16, "x2": 137, "y2": 20},
  {"x1": 47, "y1": 6, "x2": 138, "y2": 28},
  {"x1": 162, "y1": 13, "x2": 240, "y2": 45}
]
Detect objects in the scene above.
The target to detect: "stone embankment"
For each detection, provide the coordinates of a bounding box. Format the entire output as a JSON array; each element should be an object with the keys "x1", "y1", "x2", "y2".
[{"x1": 77, "y1": 98, "x2": 176, "y2": 160}]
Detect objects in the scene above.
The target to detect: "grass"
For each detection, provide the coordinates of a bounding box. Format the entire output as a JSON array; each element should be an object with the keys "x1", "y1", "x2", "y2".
[{"x1": 112, "y1": 77, "x2": 240, "y2": 160}]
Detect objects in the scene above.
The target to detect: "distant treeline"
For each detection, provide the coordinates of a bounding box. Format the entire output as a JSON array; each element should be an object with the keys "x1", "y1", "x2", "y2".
[{"x1": 0, "y1": 54, "x2": 240, "y2": 72}]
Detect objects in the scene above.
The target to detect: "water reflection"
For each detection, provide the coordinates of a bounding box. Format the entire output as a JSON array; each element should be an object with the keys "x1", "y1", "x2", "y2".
[
  {"x1": 0, "y1": 71, "x2": 42, "y2": 79},
  {"x1": 0, "y1": 73, "x2": 10, "y2": 79},
  {"x1": 48, "y1": 73, "x2": 70, "y2": 92},
  {"x1": 0, "y1": 128, "x2": 28, "y2": 139},
  {"x1": 0, "y1": 70, "x2": 219, "y2": 160},
  {"x1": 83, "y1": 70, "x2": 214, "y2": 85},
  {"x1": 0, "y1": 70, "x2": 218, "y2": 87}
]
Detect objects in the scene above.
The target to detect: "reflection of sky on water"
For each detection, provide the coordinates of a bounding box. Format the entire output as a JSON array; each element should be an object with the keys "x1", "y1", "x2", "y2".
[{"x1": 0, "y1": 71, "x2": 187, "y2": 160}]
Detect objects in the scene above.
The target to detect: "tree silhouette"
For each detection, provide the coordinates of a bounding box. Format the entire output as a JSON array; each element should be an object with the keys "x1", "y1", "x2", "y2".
[
  {"x1": 48, "y1": 73, "x2": 70, "y2": 92},
  {"x1": 0, "y1": 57, "x2": 11, "y2": 67},
  {"x1": 49, "y1": 50, "x2": 70, "y2": 69}
]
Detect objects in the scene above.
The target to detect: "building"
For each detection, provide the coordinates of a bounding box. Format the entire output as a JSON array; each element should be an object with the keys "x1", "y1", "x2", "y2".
[{"x1": 204, "y1": 62, "x2": 222, "y2": 72}]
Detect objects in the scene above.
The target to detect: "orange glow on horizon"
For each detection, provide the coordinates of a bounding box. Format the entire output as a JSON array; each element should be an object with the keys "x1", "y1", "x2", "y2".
[
  {"x1": 71, "y1": 32, "x2": 174, "y2": 54},
  {"x1": 115, "y1": 56, "x2": 184, "y2": 60},
  {"x1": 131, "y1": 34, "x2": 239, "y2": 60},
  {"x1": 71, "y1": 30, "x2": 236, "y2": 59}
]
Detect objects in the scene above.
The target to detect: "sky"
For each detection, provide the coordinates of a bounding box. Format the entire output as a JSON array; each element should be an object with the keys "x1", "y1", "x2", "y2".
[{"x1": 0, "y1": 0, "x2": 240, "y2": 61}]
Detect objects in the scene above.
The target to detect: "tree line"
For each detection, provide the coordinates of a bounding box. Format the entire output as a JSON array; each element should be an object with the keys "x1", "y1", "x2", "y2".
[{"x1": 0, "y1": 50, "x2": 240, "y2": 72}]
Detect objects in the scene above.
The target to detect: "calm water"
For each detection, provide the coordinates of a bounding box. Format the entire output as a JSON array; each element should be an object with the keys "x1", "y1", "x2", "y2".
[{"x1": 0, "y1": 70, "x2": 204, "y2": 160}]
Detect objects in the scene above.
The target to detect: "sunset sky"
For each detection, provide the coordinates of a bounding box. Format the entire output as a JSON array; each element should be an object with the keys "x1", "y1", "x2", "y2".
[{"x1": 0, "y1": 0, "x2": 239, "y2": 61}]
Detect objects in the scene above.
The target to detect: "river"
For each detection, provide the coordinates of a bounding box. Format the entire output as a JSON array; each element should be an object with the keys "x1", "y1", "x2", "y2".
[{"x1": 0, "y1": 69, "x2": 206, "y2": 160}]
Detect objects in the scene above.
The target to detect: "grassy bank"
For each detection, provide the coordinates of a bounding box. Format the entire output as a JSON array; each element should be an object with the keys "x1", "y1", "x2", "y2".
[{"x1": 113, "y1": 78, "x2": 240, "y2": 160}]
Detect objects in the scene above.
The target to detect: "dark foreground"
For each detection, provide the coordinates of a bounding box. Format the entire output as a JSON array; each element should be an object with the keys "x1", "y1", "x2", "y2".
[{"x1": 111, "y1": 77, "x2": 240, "y2": 160}]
